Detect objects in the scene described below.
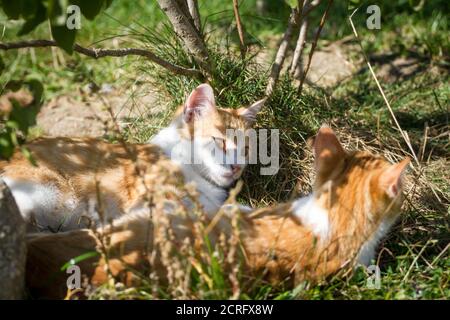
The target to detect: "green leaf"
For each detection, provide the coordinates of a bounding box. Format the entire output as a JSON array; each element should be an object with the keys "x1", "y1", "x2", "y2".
[
  {"x1": 21, "y1": 146, "x2": 37, "y2": 166},
  {"x1": 51, "y1": 24, "x2": 76, "y2": 54},
  {"x1": 105, "y1": 0, "x2": 113, "y2": 9},
  {"x1": 18, "y1": 1, "x2": 47, "y2": 36},
  {"x1": 0, "y1": 132, "x2": 14, "y2": 159},
  {"x1": 203, "y1": 236, "x2": 226, "y2": 295},
  {"x1": 60, "y1": 251, "x2": 99, "y2": 271},
  {"x1": 9, "y1": 102, "x2": 31, "y2": 134},
  {"x1": 7, "y1": 79, "x2": 43, "y2": 135},
  {"x1": 0, "y1": 0, "x2": 23, "y2": 19},
  {"x1": 25, "y1": 78, "x2": 44, "y2": 104},
  {"x1": 0, "y1": 55, "x2": 4, "y2": 75},
  {"x1": 0, "y1": 135, "x2": 11, "y2": 148},
  {"x1": 348, "y1": 0, "x2": 362, "y2": 11},
  {"x1": 409, "y1": 0, "x2": 425, "y2": 11},
  {"x1": 0, "y1": 141, "x2": 14, "y2": 159},
  {"x1": 5, "y1": 80, "x2": 23, "y2": 92},
  {"x1": 21, "y1": 0, "x2": 38, "y2": 19},
  {"x1": 284, "y1": 0, "x2": 298, "y2": 9},
  {"x1": 5, "y1": 121, "x2": 19, "y2": 130},
  {"x1": 47, "y1": 0, "x2": 69, "y2": 25},
  {"x1": 71, "y1": 0, "x2": 105, "y2": 20}
]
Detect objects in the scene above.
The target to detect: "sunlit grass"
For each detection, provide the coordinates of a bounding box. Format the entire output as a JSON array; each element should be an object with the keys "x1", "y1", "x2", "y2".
[{"x1": 1, "y1": 0, "x2": 448, "y2": 300}]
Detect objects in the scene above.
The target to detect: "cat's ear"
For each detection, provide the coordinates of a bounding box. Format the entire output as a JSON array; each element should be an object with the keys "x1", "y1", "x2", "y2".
[
  {"x1": 379, "y1": 157, "x2": 410, "y2": 198},
  {"x1": 313, "y1": 125, "x2": 345, "y2": 170},
  {"x1": 237, "y1": 98, "x2": 266, "y2": 125},
  {"x1": 183, "y1": 83, "x2": 216, "y2": 123}
]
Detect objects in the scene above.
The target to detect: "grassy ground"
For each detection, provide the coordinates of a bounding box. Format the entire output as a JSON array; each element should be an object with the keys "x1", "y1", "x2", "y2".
[{"x1": 1, "y1": 1, "x2": 449, "y2": 299}]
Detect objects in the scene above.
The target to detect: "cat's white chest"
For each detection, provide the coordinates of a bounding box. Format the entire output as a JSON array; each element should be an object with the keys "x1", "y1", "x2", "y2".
[
  {"x1": 291, "y1": 195, "x2": 330, "y2": 240},
  {"x1": 180, "y1": 173, "x2": 228, "y2": 215}
]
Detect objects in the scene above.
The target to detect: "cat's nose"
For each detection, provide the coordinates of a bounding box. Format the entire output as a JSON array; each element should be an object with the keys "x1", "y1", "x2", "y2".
[{"x1": 231, "y1": 164, "x2": 241, "y2": 174}]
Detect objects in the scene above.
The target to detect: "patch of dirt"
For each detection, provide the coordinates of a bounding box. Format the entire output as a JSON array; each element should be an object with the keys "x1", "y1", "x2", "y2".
[
  {"x1": 254, "y1": 39, "x2": 361, "y2": 88},
  {"x1": 305, "y1": 42, "x2": 360, "y2": 88},
  {"x1": 255, "y1": 39, "x2": 436, "y2": 89},
  {"x1": 36, "y1": 84, "x2": 161, "y2": 138},
  {"x1": 369, "y1": 53, "x2": 427, "y2": 83}
]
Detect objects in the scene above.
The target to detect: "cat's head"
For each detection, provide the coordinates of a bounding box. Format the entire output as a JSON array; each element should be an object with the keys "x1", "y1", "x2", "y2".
[
  {"x1": 174, "y1": 83, "x2": 264, "y2": 188},
  {"x1": 312, "y1": 126, "x2": 410, "y2": 225}
]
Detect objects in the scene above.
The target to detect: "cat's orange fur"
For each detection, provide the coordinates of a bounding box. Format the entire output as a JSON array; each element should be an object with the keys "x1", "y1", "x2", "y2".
[
  {"x1": 0, "y1": 137, "x2": 183, "y2": 230},
  {"x1": 25, "y1": 127, "x2": 409, "y2": 299}
]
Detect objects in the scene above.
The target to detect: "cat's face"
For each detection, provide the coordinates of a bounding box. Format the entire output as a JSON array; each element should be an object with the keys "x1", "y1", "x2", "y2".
[
  {"x1": 177, "y1": 84, "x2": 264, "y2": 188},
  {"x1": 312, "y1": 126, "x2": 409, "y2": 223}
]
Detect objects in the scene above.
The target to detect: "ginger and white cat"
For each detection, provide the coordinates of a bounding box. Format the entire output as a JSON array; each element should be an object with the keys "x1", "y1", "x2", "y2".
[
  {"x1": 26, "y1": 127, "x2": 409, "y2": 298},
  {"x1": 0, "y1": 83, "x2": 264, "y2": 232}
]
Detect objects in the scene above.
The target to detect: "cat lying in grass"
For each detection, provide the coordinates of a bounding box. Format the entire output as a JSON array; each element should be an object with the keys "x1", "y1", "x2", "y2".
[
  {"x1": 0, "y1": 83, "x2": 264, "y2": 232},
  {"x1": 26, "y1": 126, "x2": 409, "y2": 299}
]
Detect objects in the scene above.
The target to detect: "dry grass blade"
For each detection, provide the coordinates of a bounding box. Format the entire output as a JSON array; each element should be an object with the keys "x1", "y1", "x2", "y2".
[
  {"x1": 348, "y1": 9, "x2": 420, "y2": 167},
  {"x1": 232, "y1": 0, "x2": 247, "y2": 59}
]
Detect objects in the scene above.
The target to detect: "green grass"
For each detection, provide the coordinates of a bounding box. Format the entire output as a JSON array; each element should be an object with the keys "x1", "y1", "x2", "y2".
[{"x1": 1, "y1": 0, "x2": 449, "y2": 300}]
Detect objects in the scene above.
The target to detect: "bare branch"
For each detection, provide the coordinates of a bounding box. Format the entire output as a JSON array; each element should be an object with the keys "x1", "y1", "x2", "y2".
[
  {"x1": 187, "y1": 0, "x2": 201, "y2": 32},
  {"x1": 0, "y1": 40, "x2": 202, "y2": 78},
  {"x1": 176, "y1": 0, "x2": 200, "y2": 35},
  {"x1": 265, "y1": 8, "x2": 299, "y2": 96},
  {"x1": 290, "y1": 0, "x2": 317, "y2": 78},
  {"x1": 232, "y1": 0, "x2": 247, "y2": 59},
  {"x1": 290, "y1": 0, "x2": 308, "y2": 76},
  {"x1": 291, "y1": 18, "x2": 309, "y2": 77},
  {"x1": 297, "y1": 0, "x2": 333, "y2": 94},
  {"x1": 157, "y1": 0, "x2": 211, "y2": 76},
  {"x1": 176, "y1": 0, "x2": 190, "y2": 16},
  {"x1": 303, "y1": 0, "x2": 321, "y2": 16}
]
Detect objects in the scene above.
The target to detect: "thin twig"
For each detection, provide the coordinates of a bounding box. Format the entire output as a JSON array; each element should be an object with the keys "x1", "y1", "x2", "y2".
[
  {"x1": 348, "y1": 9, "x2": 420, "y2": 166},
  {"x1": 187, "y1": 0, "x2": 201, "y2": 32},
  {"x1": 232, "y1": 0, "x2": 247, "y2": 59},
  {"x1": 291, "y1": 19, "x2": 309, "y2": 77},
  {"x1": 430, "y1": 243, "x2": 449, "y2": 267},
  {"x1": 402, "y1": 239, "x2": 431, "y2": 282},
  {"x1": 303, "y1": 0, "x2": 321, "y2": 16},
  {"x1": 290, "y1": 0, "x2": 306, "y2": 75},
  {"x1": 265, "y1": 8, "x2": 299, "y2": 96},
  {"x1": 418, "y1": 123, "x2": 429, "y2": 162},
  {"x1": 0, "y1": 40, "x2": 202, "y2": 78},
  {"x1": 291, "y1": 0, "x2": 324, "y2": 78},
  {"x1": 297, "y1": 0, "x2": 333, "y2": 94}
]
